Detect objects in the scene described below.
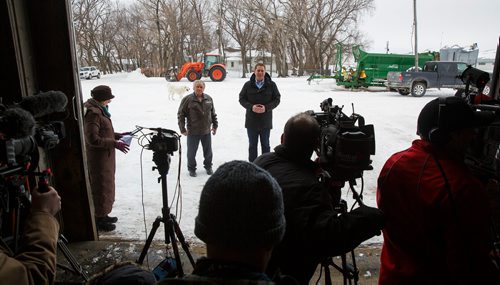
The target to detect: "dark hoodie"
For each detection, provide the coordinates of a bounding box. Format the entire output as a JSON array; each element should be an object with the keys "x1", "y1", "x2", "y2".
[{"x1": 239, "y1": 72, "x2": 281, "y2": 130}]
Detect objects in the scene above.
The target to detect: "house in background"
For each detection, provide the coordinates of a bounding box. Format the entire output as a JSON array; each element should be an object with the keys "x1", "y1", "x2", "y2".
[{"x1": 219, "y1": 48, "x2": 277, "y2": 76}]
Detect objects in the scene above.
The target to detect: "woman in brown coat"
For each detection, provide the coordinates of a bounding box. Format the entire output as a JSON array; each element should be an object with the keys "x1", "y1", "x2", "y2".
[{"x1": 84, "y1": 85, "x2": 129, "y2": 232}]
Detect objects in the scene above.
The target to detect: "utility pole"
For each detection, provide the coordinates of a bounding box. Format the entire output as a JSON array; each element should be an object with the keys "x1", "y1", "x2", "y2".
[{"x1": 413, "y1": 0, "x2": 419, "y2": 72}]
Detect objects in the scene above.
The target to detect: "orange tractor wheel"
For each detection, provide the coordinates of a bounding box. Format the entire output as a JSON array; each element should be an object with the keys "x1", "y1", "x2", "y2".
[
  {"x1": 187, "y1": 70, "x2": 201, "y2": 82},
  {"x1": 209, "y1": 66, "x2": 226, "y2": 82}
]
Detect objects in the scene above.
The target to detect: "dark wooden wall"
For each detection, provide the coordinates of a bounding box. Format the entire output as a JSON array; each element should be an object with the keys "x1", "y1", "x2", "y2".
[{"x1": 1, "y1": 0, "x2": 96, "y2": 241}]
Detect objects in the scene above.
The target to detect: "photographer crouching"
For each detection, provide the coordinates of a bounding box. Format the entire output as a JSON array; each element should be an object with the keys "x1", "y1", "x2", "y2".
[{"x1": 254, "y1": 112, "x2": 384, "y2": 284}]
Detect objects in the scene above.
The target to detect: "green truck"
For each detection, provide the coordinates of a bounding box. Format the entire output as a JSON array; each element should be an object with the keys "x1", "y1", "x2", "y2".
[{"x1": 333, "y1": 45, "x2": 438, "y2": 88}]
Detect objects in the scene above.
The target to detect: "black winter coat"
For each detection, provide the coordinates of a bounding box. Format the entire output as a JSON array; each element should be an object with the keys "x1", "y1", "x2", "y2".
[
  {"x1": 254, "y1": 145, "x2": 383, "y2": 284},
  {"x1": 239, "y1": 73, "x2": 281, "y2": 130}
]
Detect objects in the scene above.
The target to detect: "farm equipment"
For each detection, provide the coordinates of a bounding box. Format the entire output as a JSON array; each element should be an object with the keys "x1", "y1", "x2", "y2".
[
  {"x1": 333, "y1": 44, "x2": 438, "y2": 88},
  {"x1": 166, "y1": 54, "x2": 227, "y2": 82}
]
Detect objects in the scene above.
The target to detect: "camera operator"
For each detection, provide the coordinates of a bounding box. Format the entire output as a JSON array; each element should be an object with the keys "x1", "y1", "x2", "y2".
[
  {"x1": 0, "y1": 186, "x2": 61, "y2": 285},
  {"x1": 254, "y1": 112, "x2": 384, "y2": 284},
  {"x1": 377, "y1": 96, "x2": 500, "y2": 284}
]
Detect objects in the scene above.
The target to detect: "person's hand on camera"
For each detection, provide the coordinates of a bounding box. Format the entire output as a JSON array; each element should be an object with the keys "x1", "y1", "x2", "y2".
[
  {"x1": 181, "y1": 131, "x2": 188, "y2": 136},
  {"x1": 31, "y1": 186, "x2": 61, "y2": 216},
  {"x1": 212, "y1": 128, "x2": 217, "y2": 135},
  {"x1": 115, "y1": 140, "x2": 129, "y2": 153},
  {"x1": 351, "y1": 204, "x2": 385, "y2": 236}
]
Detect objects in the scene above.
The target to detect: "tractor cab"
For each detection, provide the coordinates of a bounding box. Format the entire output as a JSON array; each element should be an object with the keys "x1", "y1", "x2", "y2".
[{"x1": 203, "y1": 54, "x2": 222, "y2": 71}]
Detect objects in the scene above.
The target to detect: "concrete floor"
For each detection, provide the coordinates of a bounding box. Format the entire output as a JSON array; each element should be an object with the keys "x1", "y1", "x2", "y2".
[
  {"x1": 55, "y1": 238, "x2": 205, "y2": 284},
  {"x1": 55, "y1": 238, "x2": 382, "y2": 284}
]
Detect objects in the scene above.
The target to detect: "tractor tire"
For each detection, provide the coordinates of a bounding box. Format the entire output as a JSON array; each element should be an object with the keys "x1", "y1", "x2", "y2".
[
  {"x1": 209, "y1": 66, "x2": 226, "y2": 82},
  {"x1": 398, "y1": 89, "x2": 410, "y2": 96},
  {"x1": 187, "y1": 70, "x2": 200, "y2": 82},
  {"x1": 411, "y1": 82, "x2": 426, "y2": 97}
]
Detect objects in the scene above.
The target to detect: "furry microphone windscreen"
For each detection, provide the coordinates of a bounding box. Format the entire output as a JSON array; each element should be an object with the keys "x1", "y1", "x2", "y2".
[
  {"x1": 17, "y1": 91, "x2": 68, "y2": 118},
  {"x1": 0, "y1": 108, "x2": 36, "y2": 139}
]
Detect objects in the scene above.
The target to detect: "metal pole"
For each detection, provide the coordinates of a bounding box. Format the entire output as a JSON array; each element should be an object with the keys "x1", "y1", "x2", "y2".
[{"x1": 414, "y1": 0, "x2": 419, "y2": 72}]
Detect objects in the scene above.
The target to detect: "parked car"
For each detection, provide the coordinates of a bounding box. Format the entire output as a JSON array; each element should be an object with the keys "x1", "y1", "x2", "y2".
[
  {"x1": 79, "y1": 66, "x2": 101, "y2": 80},
  {"x1": 386, "y1": 61, "x2": 468, "y2": 97}
]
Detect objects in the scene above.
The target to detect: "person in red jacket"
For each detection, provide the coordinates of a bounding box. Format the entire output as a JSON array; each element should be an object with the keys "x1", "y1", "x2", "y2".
[{"x1": 377, "y1": 96, "x2": 500, "y2": 284}]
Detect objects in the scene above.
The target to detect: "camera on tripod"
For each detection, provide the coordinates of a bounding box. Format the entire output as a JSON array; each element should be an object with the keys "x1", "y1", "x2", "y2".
[
  {"x1": 307, "y1": 98, "x2": 376, "y2": 181},
  {"x1": 147, "y1": 128, "x2": 179, "y2": 154}
]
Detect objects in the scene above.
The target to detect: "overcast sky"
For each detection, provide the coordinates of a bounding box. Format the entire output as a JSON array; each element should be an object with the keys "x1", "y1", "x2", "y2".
[
  {"x1": 116, "y1": 0, "x2": 499, "y2": 58},
  {"x1": 360, "y1": 0, "x2": 499, "y2": 57}
]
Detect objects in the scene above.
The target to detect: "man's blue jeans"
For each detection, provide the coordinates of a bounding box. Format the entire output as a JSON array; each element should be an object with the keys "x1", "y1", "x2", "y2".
[
  {"x1": 247, "y1": 128, "x2": 271, "y2": 162},
  {"x1": 187, "y1": 134, "x2": 212, "y2": 171}
]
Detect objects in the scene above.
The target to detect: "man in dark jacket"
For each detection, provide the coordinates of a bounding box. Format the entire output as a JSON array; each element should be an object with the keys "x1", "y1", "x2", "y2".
[
  {"x1": 377, "y1": 97, "x2": 500, "y2": 284},
  {"x1": 178, "y1": 80, "x2": 218, "y2": 177},
  {"x1": 239, "y1": 63, "x2": 281, "y2": 162},
  {"x1": 254, "y1": 113, "x2": 384, "y2": 284},
  {"x1": 84, "y1": 85, "x2": 129, "y2": 232}
]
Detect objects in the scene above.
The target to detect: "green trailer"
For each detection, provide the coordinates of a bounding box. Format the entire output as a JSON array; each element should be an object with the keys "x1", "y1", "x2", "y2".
[{"x1": 334, "y1": 45, "x2": 438, "y2": 88}]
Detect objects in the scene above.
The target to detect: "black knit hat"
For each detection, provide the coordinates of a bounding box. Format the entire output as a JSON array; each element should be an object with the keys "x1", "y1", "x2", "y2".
[
  {"x1": 195, "y1": 160, "x2": 285, "y2": 249},
  {"x1": 417, "y1": 96, "x2": 495, "y2": 140},
  {"x1": 91, "y1": 85, "x2": 115, "y2": 101}
]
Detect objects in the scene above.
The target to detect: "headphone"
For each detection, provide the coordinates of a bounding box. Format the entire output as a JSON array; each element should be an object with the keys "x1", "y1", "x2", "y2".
[{"x1": 428, "y1": 97, "x2": 451, "y2": 145}]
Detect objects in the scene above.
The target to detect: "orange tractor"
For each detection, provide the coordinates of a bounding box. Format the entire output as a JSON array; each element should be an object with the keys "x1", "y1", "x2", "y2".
[{"x1": 166, "y1": 54, "x2": 227, "y2": 82}]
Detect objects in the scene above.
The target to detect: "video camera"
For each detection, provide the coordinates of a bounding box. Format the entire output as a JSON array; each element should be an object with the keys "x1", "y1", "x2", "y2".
[
  {"x1": 0, "y1": 91, "x2": 67, "y2": 170},
  {"x1": 307, "y1": 98, "x2": 375, "y2": 181},
  {"x1": 458, "y1": 42, "x2": 500, "y2": 180},
  {"x1": 0, "y1": 91, "x2": 67, "y2": 243},
  {"x1": 135, "y1": 126, "x2": 179, "y2": 175}
]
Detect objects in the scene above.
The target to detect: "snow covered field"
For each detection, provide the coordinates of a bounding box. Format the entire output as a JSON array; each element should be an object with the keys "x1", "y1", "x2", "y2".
[{"x1": 80, "y1": 70, "x2": 457, "y2": 244}]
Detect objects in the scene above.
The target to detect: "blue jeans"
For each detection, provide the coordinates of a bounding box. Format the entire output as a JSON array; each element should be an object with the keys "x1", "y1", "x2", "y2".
[
  {"x1": 247, "y1": 128, "x2": 271, "y2": 162},
  {"x1": 187, "y1": 134, "x2": 212, "y2": 171}
]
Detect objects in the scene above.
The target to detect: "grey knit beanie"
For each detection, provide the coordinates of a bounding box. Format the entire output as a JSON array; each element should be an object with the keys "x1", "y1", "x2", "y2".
[{"x1": 195, "y1": 160, "x2": 285, "y2": 249}]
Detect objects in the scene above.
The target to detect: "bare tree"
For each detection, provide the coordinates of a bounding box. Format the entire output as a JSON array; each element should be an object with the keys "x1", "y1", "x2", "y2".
[
  {"x1": 220, "y1": 0, "x2": 258, "y2": 77},
  {"x1": 72, "y1": 0, "x2": 373, "y2": 77}
]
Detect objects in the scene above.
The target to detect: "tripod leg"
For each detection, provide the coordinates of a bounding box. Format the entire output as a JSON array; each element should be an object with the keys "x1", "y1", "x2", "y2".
[
  {"x1": 172, "y1": 215, "x2": 195, "y2": 267},
  {"x1": 341, "y1": 253, "x2": 348, "y2": 285},
  {"x1": 57, "y1": 235, "x2": 90, "y2": 281},
  {"x1": 137, "y1": 216, "x2": 162, "y2": 265},
  {"x1": 322, "y1": 258, "x2": 333, "y2": 285},
  {"x1": 350, "y1": 250, "x2": 359, "y2": 285},
  {"x1": 167, "y1": 223, "x2": 184, "y2": 277}
]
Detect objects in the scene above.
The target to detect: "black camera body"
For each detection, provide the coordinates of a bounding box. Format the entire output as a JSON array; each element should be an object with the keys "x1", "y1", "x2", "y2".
[
  {"x1": 149, "y1": 129, "x2": 179, "y2": 154},
  {"x1": 308, "y1": 98, "x2": 375, "y2": 181},
  {"x1": 0, "y1": 121, "x2": 65, "y2": 169}
]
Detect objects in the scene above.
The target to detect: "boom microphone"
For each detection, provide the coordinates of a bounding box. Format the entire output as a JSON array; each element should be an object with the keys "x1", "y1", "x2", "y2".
[
  {"x1": 0, "y1": 108, "x2": 36, "y2": 139},
  {"x1": 16, "y1": 91, "x2": 68, "y2": 118}
]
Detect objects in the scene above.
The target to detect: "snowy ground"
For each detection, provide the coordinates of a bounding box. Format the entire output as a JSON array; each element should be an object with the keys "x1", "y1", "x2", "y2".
[{"x1": 79, "y1": 70, "x2": 457, "y2": 245}]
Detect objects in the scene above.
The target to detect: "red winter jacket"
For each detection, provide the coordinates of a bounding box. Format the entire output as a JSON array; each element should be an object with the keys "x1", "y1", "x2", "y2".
[{"x1": 377, "y1": 139, "x2": 499, "y2": 284}]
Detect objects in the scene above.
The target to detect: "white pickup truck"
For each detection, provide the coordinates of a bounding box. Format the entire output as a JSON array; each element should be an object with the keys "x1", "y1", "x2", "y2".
[{"x1": 79, "y1": 66, "x2": 101, "y2": 80}]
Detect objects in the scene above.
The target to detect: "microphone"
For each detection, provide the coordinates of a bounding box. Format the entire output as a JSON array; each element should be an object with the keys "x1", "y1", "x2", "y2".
[
  {"x1": 0, "y1": 108, "x2": 36, "y2": 139},
  {"x1": 16, "y1": 91, "x2": 68, "y2": 118}
]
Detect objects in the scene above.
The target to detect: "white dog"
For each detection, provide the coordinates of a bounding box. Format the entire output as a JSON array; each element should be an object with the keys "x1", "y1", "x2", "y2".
[{"x1": 167, "y1": 84, "x2": 190, "y2": 100}]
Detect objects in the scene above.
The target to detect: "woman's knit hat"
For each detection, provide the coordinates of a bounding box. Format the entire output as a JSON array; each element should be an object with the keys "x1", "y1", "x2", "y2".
[
  {"x1": 91, "y1": 85, "x2": 115, "y2": 101},
  {"x1": 195, "y1": 160, "x2": 285, "y2": 249}
]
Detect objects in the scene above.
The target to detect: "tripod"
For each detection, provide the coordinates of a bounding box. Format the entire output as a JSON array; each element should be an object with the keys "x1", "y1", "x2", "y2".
[
  {"x1": 136, "y1": 150, "x2": 195, "y2": 277},
  {"x1": 320, "y1": 179, "x2": 364, "y2": 285}
]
